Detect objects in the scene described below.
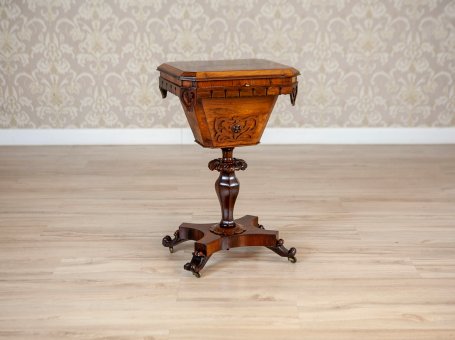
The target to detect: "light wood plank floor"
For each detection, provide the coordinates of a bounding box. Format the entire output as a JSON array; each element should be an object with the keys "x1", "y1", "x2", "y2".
[{"x1": 1, "y1": 145, "x2": 455, "y2": 339}]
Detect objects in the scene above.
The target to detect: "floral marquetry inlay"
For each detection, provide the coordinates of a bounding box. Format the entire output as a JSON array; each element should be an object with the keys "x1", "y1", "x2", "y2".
[{"x1": 0, "y1": 0, "x2": 454, "y2": 128}]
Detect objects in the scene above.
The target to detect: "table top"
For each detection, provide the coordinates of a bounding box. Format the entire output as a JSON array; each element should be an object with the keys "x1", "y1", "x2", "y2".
[{"x1": 157, "y1": 59, "x2": 299, "y2": 80}]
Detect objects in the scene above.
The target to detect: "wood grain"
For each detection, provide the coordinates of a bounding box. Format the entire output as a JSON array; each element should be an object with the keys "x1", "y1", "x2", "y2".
[
  {"x1": 157, "y1": 59, "x2": 298, "y2": 148},
  {"x1": 0, "y1": 145, "x2": 455, "y2": 339}
]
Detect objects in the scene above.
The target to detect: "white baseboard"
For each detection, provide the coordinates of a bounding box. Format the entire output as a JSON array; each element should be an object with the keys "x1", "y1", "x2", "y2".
[{"x1": 0, "y1": 128, "x2": 454, "y2": 145}]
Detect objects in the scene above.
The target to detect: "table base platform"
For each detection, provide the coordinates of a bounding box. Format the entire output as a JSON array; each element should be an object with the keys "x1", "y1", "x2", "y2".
[{"x1": 162, "y1": 215, "x2": 297, "y2": 278}]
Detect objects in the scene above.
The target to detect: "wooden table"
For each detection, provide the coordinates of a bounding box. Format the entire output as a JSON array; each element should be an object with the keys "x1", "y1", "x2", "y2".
[{"x1": 157, "y1": 59, "x2": 299, "y2": 277}]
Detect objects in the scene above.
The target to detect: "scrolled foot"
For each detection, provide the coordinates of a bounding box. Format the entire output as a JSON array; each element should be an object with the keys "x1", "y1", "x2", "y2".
[
  {"x1": 267, "y1": 239, "x2": 297, "y2": 262},
  {"x1": 162, "y1": 230, "x2": 185, "y2": 252},
  {"x1": 184, "y1": 251, "x2": 210, "y2": 278}
]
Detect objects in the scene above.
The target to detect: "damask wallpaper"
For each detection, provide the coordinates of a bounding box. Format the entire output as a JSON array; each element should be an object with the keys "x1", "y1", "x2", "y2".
[{"x1": 0, "y1": 0, "x2": 454, "y2": 128}]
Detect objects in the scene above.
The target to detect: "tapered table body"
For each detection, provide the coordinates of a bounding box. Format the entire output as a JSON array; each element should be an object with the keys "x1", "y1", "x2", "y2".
[{"x1": 158, "y1": 59, "x2": 299, "y2": 277}]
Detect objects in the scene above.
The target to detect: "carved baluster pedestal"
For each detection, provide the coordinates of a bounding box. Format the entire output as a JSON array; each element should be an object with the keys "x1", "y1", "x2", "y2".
[{"x1": 208, "y1": 147, "x2": 246, "y2": 235}]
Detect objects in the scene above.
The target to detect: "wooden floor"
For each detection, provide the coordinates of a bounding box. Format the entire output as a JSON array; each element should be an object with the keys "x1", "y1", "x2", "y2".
[{"x1": 0, "y1": 145, "x2": 455, "y2": 339}]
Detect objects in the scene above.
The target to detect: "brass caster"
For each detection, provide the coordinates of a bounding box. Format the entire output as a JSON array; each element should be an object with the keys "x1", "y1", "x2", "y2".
[
  {"x1": 184, "y1": 251, "x2": 209, "y2": 278},
  {"x1": 162, "y1": 235, "x2": 172, "y2": 247},
  {"x1": 288, "y1": 256, "x2": 297, "y2": 263},
  {"x1": 169, "y1": 247, "x2": 174, "y2": 253},
  {"x1": 184, "y1": 262, "x2": 201, "y2": 278}
]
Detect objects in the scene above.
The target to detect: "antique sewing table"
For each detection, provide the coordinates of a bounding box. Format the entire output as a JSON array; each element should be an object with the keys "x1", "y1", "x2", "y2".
[{"x1": 157, "y1": 59, "x2": 299, "y2": 277}]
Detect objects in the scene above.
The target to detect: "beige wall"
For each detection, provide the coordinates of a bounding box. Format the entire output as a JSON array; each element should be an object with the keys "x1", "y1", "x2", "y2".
[{"x1": 1, "y1": 0, "x2": 454, "y2": 128}]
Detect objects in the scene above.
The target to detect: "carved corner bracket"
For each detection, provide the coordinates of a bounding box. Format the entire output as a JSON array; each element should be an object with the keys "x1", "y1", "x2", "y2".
[
  {"x1": 290, "y1": 83, "x2": 298, "y2": 106},
  {"x1": 180, "y1": 88, "x2": 196, "y2": 112},
  {"x1": 159, "y1": 87, "x2": 167, "y2": 99},
  {"x1": 158, "y1": 77, "x2": 169, "y2": 99},
  {"x1": 208, "y1": 158, "x2": 247, "y2": 172}
]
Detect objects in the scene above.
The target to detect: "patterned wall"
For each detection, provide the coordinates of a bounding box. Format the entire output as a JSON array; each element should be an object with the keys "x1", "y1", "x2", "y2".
[{"x1": 1, "y1": 0, "x2": 454, "y2": 128}]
